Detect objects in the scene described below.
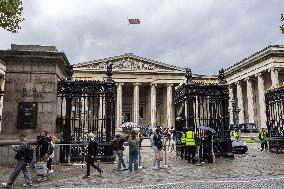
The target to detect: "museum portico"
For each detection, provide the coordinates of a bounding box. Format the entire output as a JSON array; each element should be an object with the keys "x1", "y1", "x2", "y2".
[
  {"x1": 74, "y1": 53, "x2": 217, "y2": 128},
  {"x1": 225, "y1": 45, "x2": 284, "y2": 128}
]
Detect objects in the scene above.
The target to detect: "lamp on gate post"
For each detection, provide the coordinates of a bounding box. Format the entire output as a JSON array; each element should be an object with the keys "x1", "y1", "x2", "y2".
[{"x1": 231, "y1": 100, "x2": 241, "y2": 125}]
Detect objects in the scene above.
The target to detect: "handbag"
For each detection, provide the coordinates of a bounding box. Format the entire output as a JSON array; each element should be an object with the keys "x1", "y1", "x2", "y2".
[
  {"x1": 41, "y1": 153, "x2": 49, "y2": 162},
  {"x1": 156, "y1": 150, "x2": 164, "y2": 161}
]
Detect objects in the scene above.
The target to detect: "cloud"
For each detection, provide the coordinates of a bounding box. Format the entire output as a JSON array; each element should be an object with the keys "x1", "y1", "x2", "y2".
[{"x1": 0, "y1": 0, "x2": 283, "y2": 74}]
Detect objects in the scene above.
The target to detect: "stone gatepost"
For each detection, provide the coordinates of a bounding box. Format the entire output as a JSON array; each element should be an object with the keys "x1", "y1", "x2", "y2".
[{"x1": 0, "y1": 44, "x2": 69, "y2": 138}]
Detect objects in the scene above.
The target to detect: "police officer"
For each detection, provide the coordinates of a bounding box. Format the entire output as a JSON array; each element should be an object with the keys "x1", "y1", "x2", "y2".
[
  {"x1": 186, "y1": 127, "x2": 197, "y2": 164},
  {"x1": 180, "y1": 127, "x2": 187, "y2": 159}
]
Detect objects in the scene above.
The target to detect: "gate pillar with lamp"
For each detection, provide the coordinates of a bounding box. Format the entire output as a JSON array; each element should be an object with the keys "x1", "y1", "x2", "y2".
[
  {"x1": 174, "y1": 68, "x2": 233, "y2": 158},
  {"x1": 57, "y1": 64, "x2": 116, "y2": 162}
]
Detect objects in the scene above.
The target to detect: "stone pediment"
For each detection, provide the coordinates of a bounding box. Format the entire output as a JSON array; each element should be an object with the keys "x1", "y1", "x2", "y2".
[{"x1": 74, "y1": 53, "x2": 184, "y2": 72}]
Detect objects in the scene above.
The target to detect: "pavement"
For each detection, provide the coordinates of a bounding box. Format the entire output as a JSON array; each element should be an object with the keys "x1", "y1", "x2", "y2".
[{"x1": 1, "y1": 140, "x2": 284, "y2": 189}]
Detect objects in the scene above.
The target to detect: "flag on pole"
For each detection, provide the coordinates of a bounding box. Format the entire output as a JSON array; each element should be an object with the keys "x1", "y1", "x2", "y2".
[{"x1": 128, "y1": 19, "x2": 140, "y2": 25}]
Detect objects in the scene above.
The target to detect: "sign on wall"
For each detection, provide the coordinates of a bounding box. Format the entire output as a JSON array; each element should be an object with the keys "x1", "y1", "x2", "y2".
[{"x1": 17, "y1": 102, "x2": 38, "y2": 129}]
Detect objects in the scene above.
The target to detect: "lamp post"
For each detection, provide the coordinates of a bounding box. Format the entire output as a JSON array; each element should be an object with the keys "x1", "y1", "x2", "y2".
[{"x1": 231, "y1": 100, "x2": 241, "y2": 125}]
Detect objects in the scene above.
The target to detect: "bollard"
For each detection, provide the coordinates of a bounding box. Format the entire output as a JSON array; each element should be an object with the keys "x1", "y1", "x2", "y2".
[{"x1": 68, "y1": 144, "x2": 71, "y2": 165}]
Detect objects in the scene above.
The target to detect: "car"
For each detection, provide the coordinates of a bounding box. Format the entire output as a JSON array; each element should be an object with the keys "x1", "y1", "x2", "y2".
[
  {"x1": 231, "y1": 137, "x2": 248, "y2": 154},
  {"x1": 239, "y1": 123, "x2": 259, "y2": 133}
]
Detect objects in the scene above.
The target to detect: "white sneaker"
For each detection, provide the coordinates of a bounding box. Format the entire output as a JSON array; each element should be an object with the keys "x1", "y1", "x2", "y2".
[
  {"x1": 48, "y1": 169, "x2": 54, "y2": 174},
  {"x1": 23, "y1": 183, "x2": 33, "y2": 187},
  {"x1": 1, "y1": 183, "x2": 13, "y2": 188}
]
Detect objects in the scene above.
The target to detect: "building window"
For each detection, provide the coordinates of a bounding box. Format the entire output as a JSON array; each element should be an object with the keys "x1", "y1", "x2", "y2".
[{"x1": 139, "y1": 106, "x2": 144, "y2": 118}]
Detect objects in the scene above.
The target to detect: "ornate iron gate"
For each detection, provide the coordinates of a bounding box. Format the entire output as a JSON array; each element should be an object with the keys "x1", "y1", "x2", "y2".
[
  {"x1": 57, "y1": 65, "x2": 116, "y2": 162},
  {"x1": 175, "y1": 69, "x2": 233, "y2": 158},
  {"x1": 266, "y1": 86, "x2": 284, "y2": 153}
]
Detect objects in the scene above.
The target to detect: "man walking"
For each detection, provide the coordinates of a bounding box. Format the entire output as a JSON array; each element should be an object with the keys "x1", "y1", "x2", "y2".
[
  {"x1": 2, "y1": 134, "x2": 32, "y2": 188},
  {"x1": 153, "y1": 128, "x2": 163, "y2": 169},
  {"x1": 259, "y1": 128, "x2": 269, "y2": 151},
  {"x1": 113, "y1": 134, "x2": 127, "y2": 171},
  {"x1": 83, "y1": 133, "x2": 103, "y2": 178}
]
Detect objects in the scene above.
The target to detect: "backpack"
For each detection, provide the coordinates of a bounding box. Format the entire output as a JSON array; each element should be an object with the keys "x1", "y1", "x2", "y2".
[
  {"x1": 47, "y1": 142, "x2": 54, "y2": 156},
  {"x1": 24, "y1": 143, "x2": 34, "y2": 163},
  {"x1": 154, "y1": 134, "x2": 162, "y2": 149}
]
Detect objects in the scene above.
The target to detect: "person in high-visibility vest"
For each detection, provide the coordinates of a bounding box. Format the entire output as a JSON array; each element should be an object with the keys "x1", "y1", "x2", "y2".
[
  {"x1": 180, "y1": 127, "x2": 188, "y2": 159},
  {"x1": 258, "y1": 128, "x2": 268, "y2": 151},
  {"x1": 186, "y1": 127, "x2": 197, "y2": 164},
  {"x1": 231, "y1": 128, "x2": 239, "y2": 140}
]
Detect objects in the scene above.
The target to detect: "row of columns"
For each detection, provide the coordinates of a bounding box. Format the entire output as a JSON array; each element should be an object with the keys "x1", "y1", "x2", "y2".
[
  {"x1": 229, "y1": 68, "x2": 279, "y2": 128},
  {"x1": 116, "y1": 82, "x2": 173, "y2": 128}
]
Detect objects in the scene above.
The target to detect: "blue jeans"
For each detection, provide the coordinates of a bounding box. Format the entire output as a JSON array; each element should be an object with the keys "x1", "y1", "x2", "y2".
[
  {"x1": 116, "y1": 150, "x2": 126, "y2": 169},
  {"x1": 153, "y1": 146, "x2": 161, "y2": 167},
  {"x1": 129, "y1": 150, "x2": 138, "y2": 172},
  {"x1": 8, "y1": 160, "x2": 32, "y2": 186}
]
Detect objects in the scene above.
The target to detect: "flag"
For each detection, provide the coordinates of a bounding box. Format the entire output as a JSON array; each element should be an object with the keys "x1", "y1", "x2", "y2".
[{"x1": 128, "y1": 19, "x2": 140, "y2": 25}]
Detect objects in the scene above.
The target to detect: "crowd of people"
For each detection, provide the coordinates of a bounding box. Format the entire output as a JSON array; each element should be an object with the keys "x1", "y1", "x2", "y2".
[{"x1": 2, "y1": 126, "x2": 271, "y2": 187}]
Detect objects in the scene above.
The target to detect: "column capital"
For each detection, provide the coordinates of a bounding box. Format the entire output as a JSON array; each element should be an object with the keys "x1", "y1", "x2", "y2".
[
  {"x1": 166, "y1": 83, "x2": 173, "y2": 87},
  {"x1": 115, "y1": 82, "x2": 124, "y2": 86},
  {"x1": 255, "y1": 72, "x2": 264, "y2": 77},
  {"x1": 269, "y1": 67, "x2": 279, "y2": 72},
  {"x1": 150, "y1": 83, "x2": 157, "y2": 87},
  {"x1": 133, "y1": 82, "x2": 141, "y2": 86}
]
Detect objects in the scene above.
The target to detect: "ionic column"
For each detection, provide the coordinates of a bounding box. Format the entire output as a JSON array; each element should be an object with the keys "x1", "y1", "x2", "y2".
[
  {"x1": 257, "y1": 73, "x2": 267, "y2": 128},
  {"x1": 166, "y1": 84, "x2": 173, "y2": 128},
  {"x1": 150, "y1": 83, "x2": 157, "y2": 127},
  {"x1": 246, "y1": 78, "x2": 254, "y2": 123},
  {"x1": 236, "y1": 81, "x2": 244, "y2": 124},
  {"x1": 133, "y1": 83, "x2": 140, "y2": 124},
  {"x1": 229, "y1": 85, "x2": 234, "y2": 124},
  {"x1": 116, "y1": 83, "x2": 124, "y2": 127},
  {"x1": 271, "y1": 67, "x2": 279, "y2": 88}
]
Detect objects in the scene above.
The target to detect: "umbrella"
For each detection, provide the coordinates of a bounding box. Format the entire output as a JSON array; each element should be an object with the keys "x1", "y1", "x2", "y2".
[
  {"x1": 198, "y1": 125, "x2": 216, "y2": 133},
  {"x1": 121, "y1": 122, "x2": 138, "y2": 128}
]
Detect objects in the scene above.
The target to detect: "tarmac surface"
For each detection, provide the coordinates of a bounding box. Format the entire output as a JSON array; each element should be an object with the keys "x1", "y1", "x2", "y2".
[{"x1": 1, "y1": 140, "x2": 284, "y2": 189}]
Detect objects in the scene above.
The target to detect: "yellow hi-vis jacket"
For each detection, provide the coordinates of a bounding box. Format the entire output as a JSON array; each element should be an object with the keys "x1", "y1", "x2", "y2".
[
  {"x1": 232, "y1": 131, "x2": 239, "y2": 140},
  {"x1": 181, "y1": 132, "x2": 186, "y2": 144},
  {"x1": 186, "y1": 131, "x2": 196, "y2": 146}
]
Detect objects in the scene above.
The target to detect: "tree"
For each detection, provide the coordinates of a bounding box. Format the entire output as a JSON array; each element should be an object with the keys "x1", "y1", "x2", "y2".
[
  {"x1": 281, "y1": 14, "x2": 284, "y2": 34},
  {"x1": 0, "y1": 0, "x2": 24, "y2": 33}
]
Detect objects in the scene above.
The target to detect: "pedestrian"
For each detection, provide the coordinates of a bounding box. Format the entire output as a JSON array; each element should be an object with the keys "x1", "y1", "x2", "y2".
[
  {"x1": 259, "y1": 128, "x2": 269, "y2": 151},
  {"x1": 47, "y1": 135, "x2": 55, "y2": 175},
  {"x1": 186, "y1": 127, "x2": 197, "y2": 164},
  {"x1": 37, "y1": 131, "x2": 52, "y2": 181},
  {"x1": 137, "y1": 129, "x2": 144, "y2": 149},
  {"x1": 180, "y1": 127, "x2": 187, "y2": 160},
  {"x1": 231, "y1": 128, "x2": 239, "y2": 140},
  {"x1": 164, "y1": 128, "x2": 171, "y2": 149},
  {"x1": 127, "y1": 130, "x2": 139, "y2": 173},
  {"x1": 113, "y1": 134, "x2": 127, "y2": 171},
  {"x1": 170, "y1": 127, "x2": 176, "y2": 152},
  {"x1": 83, "y1": 133, "x2": 103, "y2": 178},
  {"x1": 153, "y1": 128, "x2": 163, "y2": 169},
  {"x1": 1, "y1": 134, "x2": 32, "y2": 188}
]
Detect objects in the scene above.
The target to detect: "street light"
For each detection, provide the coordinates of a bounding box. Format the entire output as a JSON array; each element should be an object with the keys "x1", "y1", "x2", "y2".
[{"x1": 231, "y1": 100, "x2": 241, "y2": 125}]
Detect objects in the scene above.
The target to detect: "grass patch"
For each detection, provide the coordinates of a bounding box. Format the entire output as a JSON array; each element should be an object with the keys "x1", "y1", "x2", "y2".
[{"x1": 241, "y1": 139, "x2": 258, "y2": 143}]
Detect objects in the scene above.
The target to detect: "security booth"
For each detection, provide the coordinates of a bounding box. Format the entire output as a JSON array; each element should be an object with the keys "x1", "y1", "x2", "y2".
[
  {"x1": 174, "y1": 68, "x2": 233, "y2": 158},
  {"x1": 57, "y1": 65, "x2": 116, "y2": 162},
  {"x1": 265, "y1": 86, "x2": 284, "y2": 153}
]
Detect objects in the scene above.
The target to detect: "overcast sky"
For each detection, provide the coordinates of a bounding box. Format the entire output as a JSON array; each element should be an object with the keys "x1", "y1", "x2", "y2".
[{"x1": 0, "y1": 0, "x2": 283, "y2": 74}]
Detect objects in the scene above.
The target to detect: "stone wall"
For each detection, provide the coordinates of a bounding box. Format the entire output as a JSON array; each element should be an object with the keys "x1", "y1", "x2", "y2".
[{"x1": 0, "y1": 45, "x2": 69, "y2": 137}]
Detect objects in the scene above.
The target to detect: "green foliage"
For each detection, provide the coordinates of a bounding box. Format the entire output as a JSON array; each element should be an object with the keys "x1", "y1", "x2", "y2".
[
  {"x1": 281, "y1": 14, "x2": 284, "y2": 34},
  {"x1": 0, "y1": 0, "x2": 24, "y2": 33}
]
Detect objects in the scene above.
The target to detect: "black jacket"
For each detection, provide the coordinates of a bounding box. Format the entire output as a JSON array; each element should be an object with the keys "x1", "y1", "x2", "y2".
[
  {"x1": 14, "y1": 141, "x2": 28, "y2": 160},
  {"x1": 113, "y1": 138, "x2": 125, "y2": 151},
  {"x1": 37, "y1": 137, "x2": 50, "y2": 158},
  {"x1": 88, "y1": 140, "x2": 99, "y2": 156}
]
